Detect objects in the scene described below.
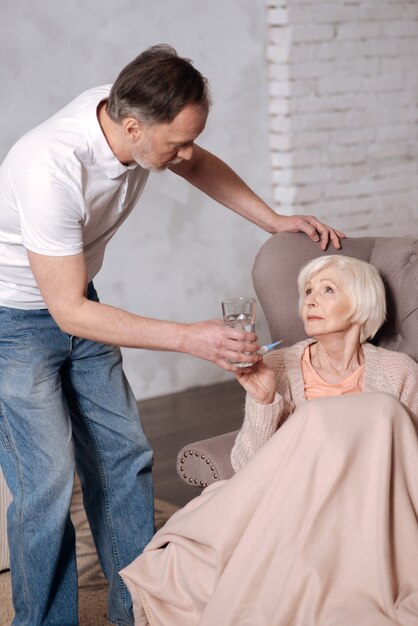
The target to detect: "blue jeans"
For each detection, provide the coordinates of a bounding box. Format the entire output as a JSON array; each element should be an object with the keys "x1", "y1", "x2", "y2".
[{"x1": 0, "y1": 284, "x2": 154, "y2": 626}]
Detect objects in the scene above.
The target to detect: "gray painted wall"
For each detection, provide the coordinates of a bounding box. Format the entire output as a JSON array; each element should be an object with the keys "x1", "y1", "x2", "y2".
[{"x1": 1, "y1": 1, "x2": 273, "y2": 399}]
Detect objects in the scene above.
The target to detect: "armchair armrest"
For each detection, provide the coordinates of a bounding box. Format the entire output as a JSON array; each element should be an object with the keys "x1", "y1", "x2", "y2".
[{"x1": 176, "y1": 430, "x2": 238, "y2": 488}]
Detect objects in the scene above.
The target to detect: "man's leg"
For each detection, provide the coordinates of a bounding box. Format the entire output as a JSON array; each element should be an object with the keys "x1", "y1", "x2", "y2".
[
  {"x1": 0, "y1": 306, "x2": 79, "y2": 626},
  {"x1": 62, "y1": 336, "x2": 154, "y2": 626}
]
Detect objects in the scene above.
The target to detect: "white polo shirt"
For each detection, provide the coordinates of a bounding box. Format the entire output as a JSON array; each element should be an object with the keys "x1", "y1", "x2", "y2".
[{"x1": 0, "y1": 85, "x2": 149, "y2": 309}]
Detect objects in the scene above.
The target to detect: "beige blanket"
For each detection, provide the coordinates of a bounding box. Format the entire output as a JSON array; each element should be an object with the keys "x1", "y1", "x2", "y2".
[{"x1": 121, "y1": 392, "x2": 418, "y2": 625}]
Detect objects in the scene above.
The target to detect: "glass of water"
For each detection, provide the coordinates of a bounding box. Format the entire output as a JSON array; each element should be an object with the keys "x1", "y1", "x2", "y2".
[{"x1": 221, "y1": 297, "x2": 256, "y2": 367}]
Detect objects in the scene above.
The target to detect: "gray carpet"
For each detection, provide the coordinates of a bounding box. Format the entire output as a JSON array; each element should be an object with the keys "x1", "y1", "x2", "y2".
[{"x1": 0, "y1": 478, "x2": 178, "y2": 626}]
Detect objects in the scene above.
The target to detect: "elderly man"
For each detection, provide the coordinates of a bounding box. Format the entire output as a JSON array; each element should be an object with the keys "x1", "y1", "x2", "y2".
[{"x1": 0, "y1": 44, "x2": 343, "y2": 625}]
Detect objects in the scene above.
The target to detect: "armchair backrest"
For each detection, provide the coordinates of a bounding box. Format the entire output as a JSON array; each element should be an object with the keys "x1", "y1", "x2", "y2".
[{"x1": 252, "y1": 233, "x2": 418, "y2": 363}]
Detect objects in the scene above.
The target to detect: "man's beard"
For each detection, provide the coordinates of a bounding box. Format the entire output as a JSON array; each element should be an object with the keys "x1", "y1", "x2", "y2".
[{"x1": 132, "y1": 142, "x2": 183, "y2": 172}]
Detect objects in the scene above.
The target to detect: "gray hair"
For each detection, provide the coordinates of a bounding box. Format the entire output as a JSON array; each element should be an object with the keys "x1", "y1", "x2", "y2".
[
  {"x1": 297, "y1": 255, "x2": 386, "y2": 343},
  {"x1": 107, "y1": 44, "x2": 211, "y2": 125}
]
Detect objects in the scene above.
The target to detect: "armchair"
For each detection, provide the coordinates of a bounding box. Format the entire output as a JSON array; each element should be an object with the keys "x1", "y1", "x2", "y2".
[{"x1": 177, "y1": 232, "x2": 418, "y2": 488}]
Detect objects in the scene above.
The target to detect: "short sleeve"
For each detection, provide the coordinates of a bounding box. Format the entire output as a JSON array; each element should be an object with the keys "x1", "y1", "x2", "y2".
[{"x1": 13, "y1": 169, "x2": 84, "y2": 256}]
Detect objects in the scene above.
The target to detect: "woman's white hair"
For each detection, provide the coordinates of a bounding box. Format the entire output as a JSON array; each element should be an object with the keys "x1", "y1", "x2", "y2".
[{"x1": 297, "y1": 255, "x2": 386, "y2": 343}]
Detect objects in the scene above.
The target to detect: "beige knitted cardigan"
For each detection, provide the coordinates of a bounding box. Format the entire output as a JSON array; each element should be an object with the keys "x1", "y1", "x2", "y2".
[{"x1": 231, "y1": 339, "x2": 418, "y2": 472}]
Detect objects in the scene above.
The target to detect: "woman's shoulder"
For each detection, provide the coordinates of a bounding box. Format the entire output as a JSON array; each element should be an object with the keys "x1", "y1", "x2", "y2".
[{"x1": 363, "y1": 343, "x2": 418, "y2": 373}]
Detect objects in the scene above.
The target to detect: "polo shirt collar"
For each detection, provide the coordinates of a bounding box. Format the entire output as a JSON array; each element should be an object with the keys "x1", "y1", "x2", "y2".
[{"x1": 85, "y1": 94, "x2": 139, "y2": 179}]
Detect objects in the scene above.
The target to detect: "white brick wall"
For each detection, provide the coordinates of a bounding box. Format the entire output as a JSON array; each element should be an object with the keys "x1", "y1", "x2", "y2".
[{"x1": 267, "y1": 0, "x2": 418, "y2": 236}]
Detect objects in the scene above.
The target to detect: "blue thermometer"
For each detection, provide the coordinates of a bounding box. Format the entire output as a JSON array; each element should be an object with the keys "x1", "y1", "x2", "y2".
[{"x1": 258, "y1": 340, "x2": 283, "y2": 355}]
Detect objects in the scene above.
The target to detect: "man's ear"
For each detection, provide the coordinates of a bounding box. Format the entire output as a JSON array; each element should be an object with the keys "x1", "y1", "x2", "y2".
[{"x1": 122, "y1": 117, "x2": 144, "y2": 142}]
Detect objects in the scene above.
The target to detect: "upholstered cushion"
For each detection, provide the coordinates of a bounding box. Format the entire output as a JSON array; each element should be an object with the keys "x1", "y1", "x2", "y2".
[{"x1": 369, "y1": 237, "x2": 418, "y2": 357}]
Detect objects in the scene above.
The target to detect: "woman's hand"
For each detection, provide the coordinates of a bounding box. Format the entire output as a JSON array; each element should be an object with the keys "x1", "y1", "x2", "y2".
[{"x1": 235, "y1": 360, "x2": 277, "y2": 404}]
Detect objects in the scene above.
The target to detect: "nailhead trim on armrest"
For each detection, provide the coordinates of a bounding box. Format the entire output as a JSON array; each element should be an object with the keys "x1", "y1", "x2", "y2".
[{"x1": 178, "y1": 450, "x2": 219, "y2": 488}]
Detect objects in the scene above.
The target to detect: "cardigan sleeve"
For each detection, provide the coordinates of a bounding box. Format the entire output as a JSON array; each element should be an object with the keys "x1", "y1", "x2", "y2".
[
  {"x1": 230, "y1": 344, "x2": 303, "y2": 472},
  {"x1": 231, "y1": 392, "x2": 285, "y2": 472},
  {"x1": 398, "y1": 355, "x2": 418, "y2": 429}
]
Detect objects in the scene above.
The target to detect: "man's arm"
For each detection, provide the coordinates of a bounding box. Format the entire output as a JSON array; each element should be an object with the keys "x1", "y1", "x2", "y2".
[
  {"x1": 170, "y1": 145, "x2": 345, "y2": 251},
  {"x1": 27, "y1": 250, "x2": 261, "y2": 372}
]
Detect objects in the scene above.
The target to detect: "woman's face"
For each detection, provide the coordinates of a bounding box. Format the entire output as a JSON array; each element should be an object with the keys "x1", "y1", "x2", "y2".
[{"x1": 301, "y1": 267, "x2": 354, "y2": 338}]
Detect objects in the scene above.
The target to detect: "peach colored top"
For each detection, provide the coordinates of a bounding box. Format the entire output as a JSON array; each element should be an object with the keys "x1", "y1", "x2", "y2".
[{"x1": 302, "y1": 346, "x2": 365, "y2": 399}]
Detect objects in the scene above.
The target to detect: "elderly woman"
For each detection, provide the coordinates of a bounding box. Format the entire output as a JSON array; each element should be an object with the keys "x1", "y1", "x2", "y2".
[{"x1": 122, "y1": 255, "x2": 418, "y2": 626}]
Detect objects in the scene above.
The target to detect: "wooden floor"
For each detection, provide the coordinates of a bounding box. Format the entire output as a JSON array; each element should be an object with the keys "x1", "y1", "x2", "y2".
[{"x1": 139, "y1": 379, "x2": 245, "y2": 507}]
